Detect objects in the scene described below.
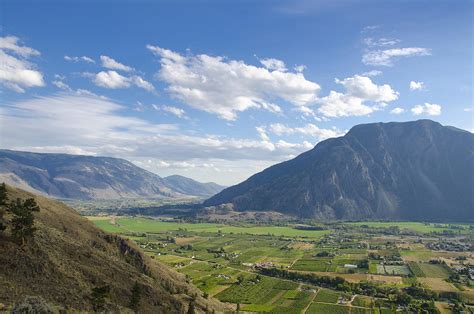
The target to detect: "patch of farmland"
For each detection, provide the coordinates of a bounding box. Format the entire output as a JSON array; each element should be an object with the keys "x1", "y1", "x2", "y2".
[
  {"x1": 215, "y1": 275, "x2": 282, "y2": 304},
  {"x1": 270, "y1": 291, "x2": 314, "y2": 314},
  {"x1": 352, "y1": 295, "x2": 373, "y2": 307},
  {"x1": 417, "y1": 277, "x2": 458, "y2": 292},
  {"x1": 400, "y1": 249, "x2": 433, "y2": 262},
  {"x1": 417, "y1": 263, "x2": 451, "y2": 279},
  {"x1": 377, "y1": 265, "x2": 411, "y2": 276},
  {"x1": 367, "y1": 274, "x2": 403, "y2": 285},
  {"x1": 291, "y1": 258, "x2": 331, "y2": 272},
  {"x1": 313, "y1": 289, "x2": 342, "y2": 303},
  {"x1": 408, "y1": 261, "x2": 425, "y2": 277},
  {"x1": 155, "y1": 254, "x2": 192, "y2": 265},
  {"x1": 307, "y1": 303, "x2": 351, "y2": 314}
]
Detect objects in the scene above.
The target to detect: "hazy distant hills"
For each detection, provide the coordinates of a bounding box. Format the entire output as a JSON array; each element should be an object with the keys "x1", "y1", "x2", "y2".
[
  {"x1": 0, "y1": 150, "x2": 225, "y2": 199},
  {"x1": 206, "y1": 120, "x2": 474, "y2": 221},
  {"x1": 164, "y1": 175, "x2": 226, "y2": 198}
]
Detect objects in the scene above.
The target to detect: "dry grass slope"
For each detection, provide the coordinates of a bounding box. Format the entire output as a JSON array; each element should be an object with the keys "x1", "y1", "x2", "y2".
[{"x1": 0, "y1": 185, "x2": 225, "y2": 313}]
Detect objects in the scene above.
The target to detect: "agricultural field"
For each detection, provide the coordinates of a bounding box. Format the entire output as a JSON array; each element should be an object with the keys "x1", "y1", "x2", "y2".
[{"x1": 91, "y1": 216, "x2": 474, "y2": 313}]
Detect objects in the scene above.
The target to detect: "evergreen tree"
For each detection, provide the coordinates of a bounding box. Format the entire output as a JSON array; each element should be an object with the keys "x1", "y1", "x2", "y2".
[
  {"x1": 91, "y1": 285, "x2": 110, "y2": 312},
  {"x1": 0, "y1": 183, "x2": 8, "y2": 232},
  {"x1": 10, "y1": 198, "x2": 40, "y2": 245},
  {"x1": 129, "y1": 281, "x2": 142, "y2": 312}
]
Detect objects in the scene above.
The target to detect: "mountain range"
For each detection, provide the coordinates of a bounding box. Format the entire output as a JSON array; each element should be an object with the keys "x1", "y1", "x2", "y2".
[
  {"x1": 205, "y1": 120, "x2": 474, "y2": 221},
  {"x1": 0, "y1": 150, "x2": 225, "y2": 200}
]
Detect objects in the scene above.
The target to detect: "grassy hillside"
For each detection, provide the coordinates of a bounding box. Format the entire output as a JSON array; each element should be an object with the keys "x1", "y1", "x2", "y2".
[{"x1": 0, "y1": 185, "x2": 225, "y2": 313}]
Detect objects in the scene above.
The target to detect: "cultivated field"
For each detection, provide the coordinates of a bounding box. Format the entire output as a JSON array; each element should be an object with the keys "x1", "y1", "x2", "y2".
[{"x1": 91, "y1": 217, "x2": 474, "y2": 313}]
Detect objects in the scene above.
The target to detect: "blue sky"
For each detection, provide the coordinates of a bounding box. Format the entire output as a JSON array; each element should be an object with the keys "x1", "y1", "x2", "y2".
[{"x1": 0, "y1": 0, "x2": 472, "y2": 185}]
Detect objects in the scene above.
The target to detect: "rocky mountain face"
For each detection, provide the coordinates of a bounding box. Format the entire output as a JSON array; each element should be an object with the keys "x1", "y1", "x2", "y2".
[
  {"x1": 0, "y1": 150, "x2": 223, "y2": 199},
  {"x1": 0, "y1": 185, "x2": 225, "y2": 312},
  {"x1": 205, "y1": 120, "x2": 474, "y2": 221}
]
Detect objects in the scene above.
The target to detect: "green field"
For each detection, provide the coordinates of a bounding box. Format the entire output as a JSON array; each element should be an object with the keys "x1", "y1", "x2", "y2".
[
  {"x1": 314, "y1": 289, "x2": 342, "y2": 303},
  {"x1": 307, "y1": 302, "x2": 351, "y2": 314},
  {"x1": 90, "y1": 216, "x2": 473, "y2": 313},
  {"x1": 92, "y1": 217, "x2": 329, "y2": 238},
  {"x1": 349, "y1": 221, "x2": 470, "y2": 233}
]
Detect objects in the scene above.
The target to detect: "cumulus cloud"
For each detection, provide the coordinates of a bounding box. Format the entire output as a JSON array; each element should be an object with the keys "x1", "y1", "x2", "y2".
[
  {"x1": 100, "y1": 55, "x2": 133, "y2": 72},
  {"x1": 147, "y1": 44, "x2": 320, "y2": 120},
  {"x1": 1, "y1": 93, "x2": 320, "y2": 184},
  {"x1": 0, "y1": 36, "x2": 45, "y2": 93},
  {"x1": 52, "y1": 79, "x2": 72, "y2": 91},
  {"x1": 411, "y1": 103, "x2": 441, "y2": 116},
  {"x1": 363, "y1": 47, "x2": 431, "y2": 66},
  {"x1": 92, "y1": 70, "x2": 154, "y2": 92},
  {"x1": 267, "y1": 123, "x2": 343, "y2": 139},
  {"x1": 153, "y1": 104, "x2": 187, "y2": 118},
  {"x1": 294, "y1": 65, "x2": 306, "y2": 72},
  {"x1": 93, "y1": 70, "x2": 130, "y2": 88},
  {"x1": 259, "y1": 58, "x2": 287, "y2": 72},
  {"x1": 390, "y1": 107, "x2": 405, "y2": 114},
  {"x1": 316, "y1": 75, "x2": 398, "y2": 118},
  {"x1": 409, "y1": 81, "x2": 424, "y2": 91},
  {"x1": 64, "y1": 55, "x2": 95, "y2": 63}
]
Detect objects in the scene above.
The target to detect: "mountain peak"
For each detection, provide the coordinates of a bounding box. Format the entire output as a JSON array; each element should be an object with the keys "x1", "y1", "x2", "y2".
[{"x1": 205, "y1": 120, "x2": 474, "y2": 221}]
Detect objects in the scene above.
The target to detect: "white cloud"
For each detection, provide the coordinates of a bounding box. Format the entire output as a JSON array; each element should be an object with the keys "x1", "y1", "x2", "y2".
[
  {"x1": 64, "y1": 55, "x2": 95, "y2": 63},
  {"x1": 267, "y1": 123, "x2": 343, "y2": 139},
  {"x1": 52, "y1": 80, "x2": 72, "y2": 91},
  {"x1": 362, "y1": 47, "x2": 431, "y2": 66},
  {"x1": 1, "y1": 93, "x2": 319, "y2": 184},
  {"x1": 93, "y1": 70, "x2": 130, "y2": 88},
  {"x1": 154, "y1": 105, "x2": 187, "y2": 118},
  {"x1": 92, "y1": 70, "x2": 154, "y2": 91},
  {"x1": 316, "y1": 75, "x2": 398, "y2": 118},
  {"x1": 464, "y1": 108, "x2": 473, "y2": 112},
  {"x1": 361, "y1": 70, "x2": 382, "y2": 77},
  {"x1": 335, "y1": 75, "x2": 398, "y2": 102},
  {"x1": 0, "y1": 36, "x2": 40, "y2": 57},
  {"x1": 259, "y1": 58, "x2": 287, "y2": 72},
  {"x1": 364, "y1": 37, "x2": 401, "y2": 47},
  {"x1": 0, "y1": 36, "x2": 45, "y2": 93},
  {"x1": 256, "y1": 126, "x2": 270, "y2": 141},
  {"x1": 147, "y1": 44, "x2": 320, "y2": 120},
  {"x1": 409, "y1": 81, "x2": 424, "y2": 91},
  {"x1": 100, "y1": 55, "x2": 133, "y2": 72},
  {"x1": 294, "y1": 65, "x2": 306, "y2": 72},
  {"x1": 131, "y1": 75, "x2": 155, "y2": 92},
  {"x1": 411, "y1": 103, "x2": 441, "y2": 116},
  {"x1": 390, "y1": 107, "x2": 405, "y2": 114}
]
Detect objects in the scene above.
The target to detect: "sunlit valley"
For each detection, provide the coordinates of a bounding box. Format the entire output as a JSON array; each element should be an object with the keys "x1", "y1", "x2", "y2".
[{"x1": 0, "y1": 1, "x2": 473, "y2": 313}]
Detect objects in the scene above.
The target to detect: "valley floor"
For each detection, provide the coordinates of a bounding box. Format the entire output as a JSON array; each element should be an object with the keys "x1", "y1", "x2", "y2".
[{"x1": 91, "y1": 217, "x2": 474, "y2": 313}]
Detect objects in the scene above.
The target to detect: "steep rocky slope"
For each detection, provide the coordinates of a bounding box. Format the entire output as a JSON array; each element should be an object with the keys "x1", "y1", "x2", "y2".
[
  {"x1": 0, "y1": 150, "x2": 222, "y2": 199},
  {"x1": 205, "y1": 120, "x2": 474, "y2": 221}
]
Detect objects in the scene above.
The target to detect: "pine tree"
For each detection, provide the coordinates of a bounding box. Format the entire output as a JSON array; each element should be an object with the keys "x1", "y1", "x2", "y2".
[
  {"x1": 0, "y1": 183, "x2": 8, "y2": 232},
  {"x1": 91, "y1": 285, "x2": 110, "y2": 312},
  {"x1": 10, "y1": 198, "x2": 40, "y2": 245},
  {"x1": 129, "y1": 281, "x2": 142, "y2": 312}
]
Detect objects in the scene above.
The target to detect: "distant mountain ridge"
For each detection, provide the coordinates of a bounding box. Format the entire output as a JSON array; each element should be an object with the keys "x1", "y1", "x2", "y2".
[
  {"x1": 0, "y1": 150, "x2": 224, "y2": 199},
  {"x1": 164, "y1": 175, "x2": 226, "y2": 198},
  {"x1": 205, "y1": 120, "x2": 474, "y2": 221}
]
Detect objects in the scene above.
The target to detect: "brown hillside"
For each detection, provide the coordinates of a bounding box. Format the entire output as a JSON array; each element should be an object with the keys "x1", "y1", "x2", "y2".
[{"x1": 0, "y1": 185, "x2": 225, "y2": 313}]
